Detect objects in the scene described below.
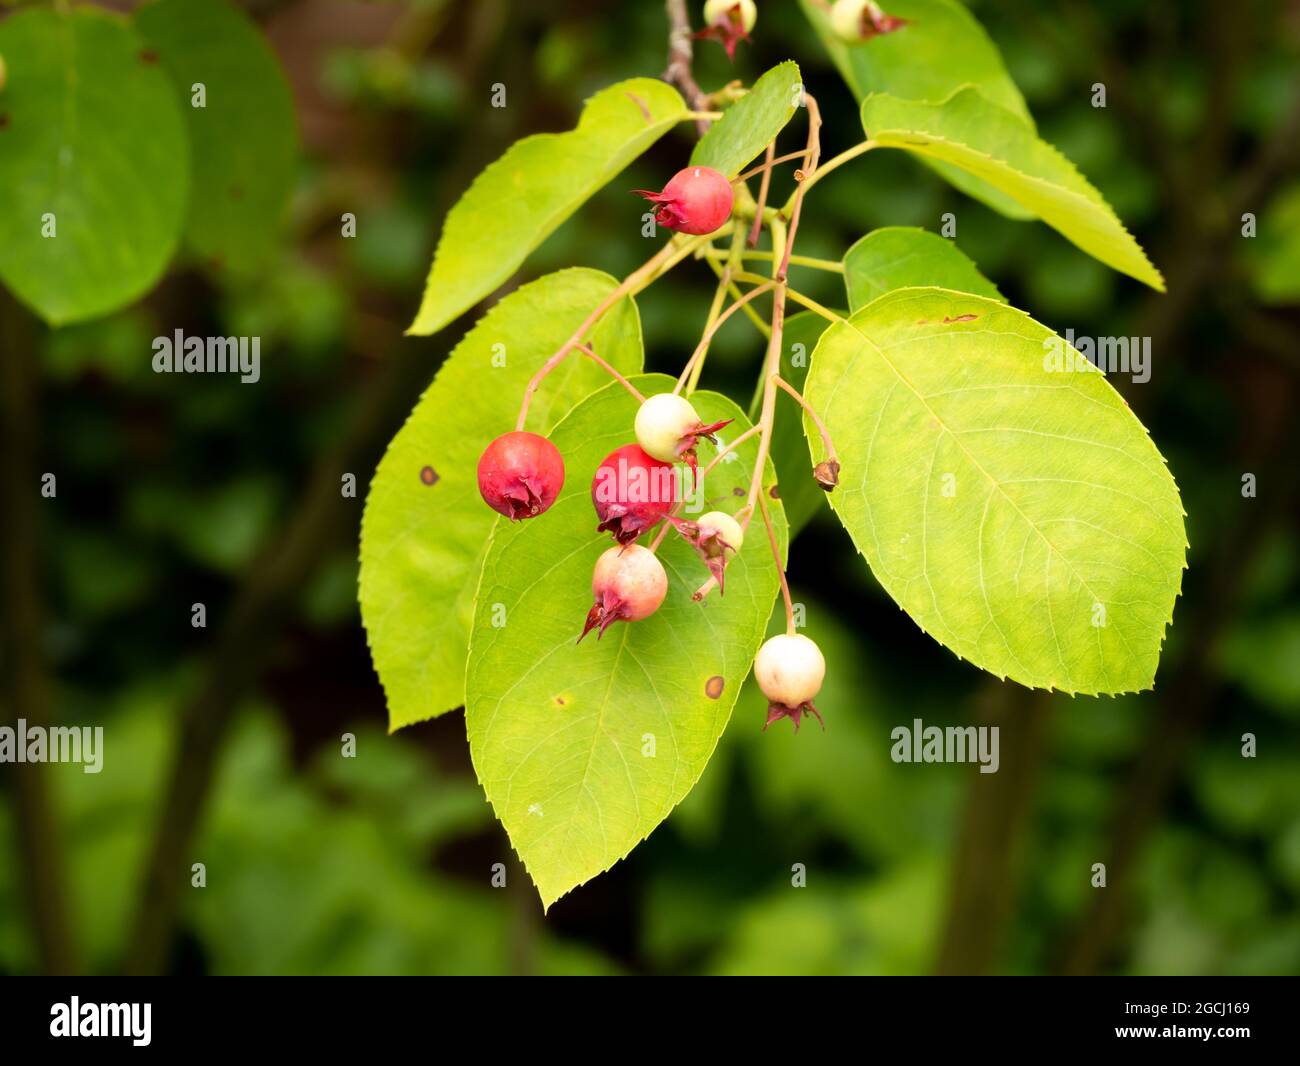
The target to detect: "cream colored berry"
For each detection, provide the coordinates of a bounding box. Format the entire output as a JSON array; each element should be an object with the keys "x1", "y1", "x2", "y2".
[
  {"x1": 754, "y1": 633, "x2": 826, "y2": 707},
  {"x1": 634, "y1": 393, "x2": 700, "y2": 464},
  {"x1": 704, "y1": 0, "x2": 757, "y2": 34}
]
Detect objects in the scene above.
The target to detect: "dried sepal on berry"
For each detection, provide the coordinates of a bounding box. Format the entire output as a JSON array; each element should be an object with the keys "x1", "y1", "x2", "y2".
[
  {"x1": 829, "y1": 0, "x2": 909, "y2": 43},
  {"x1": 634, "y1": 393, "x2": 733, "y2": 481},
  {"x1": 476, "y1": 431, "x2": 565, "y2": 520},
  {"x1": 754, "y1": 633, "x2": 826, "y2": 732},
  {"x1": 591, "y1": 443, "x2": 678, "y2": 545},
  {"x1": 697, "y1": 0, "x2": 757, "y2": 61},
  {"x1": 579, "y1": 544, "x2": 668, "y2": 642},
  {"x1": 633, "y1": 167, "x2": 734, "y2": 236},
  {"x1": 672, "y1": 510, "x2": 744, "y2": 592}
]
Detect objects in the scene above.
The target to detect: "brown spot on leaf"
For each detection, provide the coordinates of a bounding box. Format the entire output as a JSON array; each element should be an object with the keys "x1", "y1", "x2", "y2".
[
  {"x1": 915, "y1": 319, "x2": 930, "y2": 325},
  {"x1": 419, "y1": 465, "x2": 439, "y2": 486},
  {"x1": 769, "y1": 484, "x2": 780, "y2": 499},
  {"x1": 705, "y1": 675, "x2": 725, "y2": 699},
  {"x1": 230, "y1": 184, "x2": 245, "y2": 201},
  {"x1": 554, "y1": 695, "x2": 567, "y2": 707},
  {"x1": 732, "y1": 486, "x2": 745, "y2": 497},
  {"x1": 139, "y1": 49, "x2": 159, "y2": 64},
  {"x1": 0, "y1": 115, "x2": 8, "y2": 131},
  {"x1": 943, "y1": 314, "x2": 979, "y2": 324},
  {"x1": 625, "y1": 91, "x2": 652, "y2": 122}
]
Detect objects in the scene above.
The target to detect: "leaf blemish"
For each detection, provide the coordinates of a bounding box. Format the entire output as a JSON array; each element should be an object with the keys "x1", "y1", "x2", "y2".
[
  {"x1": 139, "y1": 49, "x2": 159, "y2": 64},
  {"x1": 625, "y1": 91, "x2": 652, "y2": 122},
  {"x1": 419, "y1": 465, "x2": 439, "y2": 486},
  {"x1": 705, "y1": 675, "x2": 725, "y2": 699},
  {"x1": 943, "y1": 314, "x2": 980, "y2": 323}
]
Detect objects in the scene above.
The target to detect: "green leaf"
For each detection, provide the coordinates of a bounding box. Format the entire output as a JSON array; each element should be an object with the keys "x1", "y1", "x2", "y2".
[
  {"x1": 798, "y1": 0, "x2": 1035, "y2": 218},
  {"x1": 861, "y1": 89, "x2": 1165, "y2": 290},
  {"x1": 360, "y1": 269, "x2": 644, "y2": 731},
  {"x1": 1247, "y1": 182, "x2": 1300, "y2": 306},
  {"x1": 466, "y1": 374, "x2": 785, "y2": 909},
  {"x1": 844, "y1": 226, "x2": 1003, "y2": 309},
  {"x1": 765, "y1": 310, "x2": 832, "y2": 535},
  {"x1": 135, "y1": 0, "x2": 297, "y2": 277},
  {"x1": 804, "y1": 288, "x2": 1186, "y2": 695},
  {"x1": 0, "y1": 7, "x2": 188, "y2": 325},
  {"x1": 690, "y1": 61, "x2": 801, "y2": 177},
  {"x1": 408, "y1": 78, "x2": 686, "y2": 337}
]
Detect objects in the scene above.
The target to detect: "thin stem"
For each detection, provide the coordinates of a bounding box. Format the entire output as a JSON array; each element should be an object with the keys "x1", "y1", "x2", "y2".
[
  {"x1": 575, "y1": 344, "x2": 646, "y2": 402},
  {"x1": 772, "y1": 374, "x2": 836, "y2": 464},
  {"x1": 748, "y1": 140, "x2": 776, "y2": 248},
  {"x1": 778, "y1": 94, "x2": 821, "y2": 279},
  {"x1": 686, "y1": 258, "x2": 733, "y2": 397},
  {"x1": 698, "y1": 423, "x2": 762, "y2": 480},
  {"x1": 663, "y1": 0, "x2": 709, "y2": 135},
  {"x1": 704, "y1": 247, "x2": 844, "y2": 273},
  {"x1": 745, "y1": 281, "x2": 786, "y2": 515},
  {"x1": 648, "y1": 520, "x2": 673, "y2": 552},
  {"x1": 735, "y1": 270, "x2": 842, "y2": 323},
  {"x1": 781, "y1": 138, "x2": 875, "y2": 213},
  {"x1": 756, "y1": 490, "x2": 795, "y2": 634},
  {"x1": 518, "y1": 342, "x2": 644, "y2": 429},
  {"x1": 735, "y1": 149, "x2": 808, "y2": 183},
  {"x1": 674, "y1": 279, "x2": 776, "y2": 394},
  {"x1": 516, "y1": 234, "x2": 712, "y2": 430},
  {"x1": 703, "y1": 256, "x2": 771, "y2": 338},
  {"x1": 768, "y1": 218, "x2": 787, "y2": 280}
]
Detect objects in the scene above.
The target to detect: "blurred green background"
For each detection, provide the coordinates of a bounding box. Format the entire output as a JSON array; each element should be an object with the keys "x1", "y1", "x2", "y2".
[{"x1": 1, "y1": 0, "x2": 1299, "y2": 976}]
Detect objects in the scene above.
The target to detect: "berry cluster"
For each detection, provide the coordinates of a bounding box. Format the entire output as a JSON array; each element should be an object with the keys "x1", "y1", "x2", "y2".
[{"x1": 476, "y1": 152, "x2": 835, "y2": 731}]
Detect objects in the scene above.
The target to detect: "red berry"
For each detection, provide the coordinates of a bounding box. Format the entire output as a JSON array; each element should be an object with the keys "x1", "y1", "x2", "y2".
[
  {"x1": 591, "y1": 443, "x2": 677, "y2": 545},
  {"x1": 633, "y1": 166, "x2": 734, "y2": 236},
  {"x1": 579, "y1": 544, "x2": 668, "y2": 642},
  {"x1": 477, "y1": 431, "x2": 565, "y2": 520}
]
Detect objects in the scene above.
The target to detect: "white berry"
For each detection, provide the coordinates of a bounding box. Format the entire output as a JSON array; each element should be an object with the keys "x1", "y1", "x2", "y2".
[
  {"x1": 634, "y1": 393, "x2": 699, "y2": 464},
  {"x1": 697, "y1": 510, "x2": 744, "y2": 555},
  {"x1": 704, "y1": 0, "x2": 757, "y2": 34},
  {"x1": 754, "y1": 633, "x2": 826, "y2": 707},
  {"x1": 830, "y1": 0, "x2": 874, "y2": 41}
]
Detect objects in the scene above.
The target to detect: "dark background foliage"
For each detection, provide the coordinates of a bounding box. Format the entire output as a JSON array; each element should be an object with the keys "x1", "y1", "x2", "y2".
[{"x1": 1, "y1": 0, "x2": 1298, "y2": 975}]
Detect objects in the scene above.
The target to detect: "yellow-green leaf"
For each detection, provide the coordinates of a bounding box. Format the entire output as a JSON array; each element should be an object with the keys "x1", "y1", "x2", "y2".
[
  {"x1": 408, "y1": 79, "x2": 686, "y2": 337},
  {"x1": 860, "y1": 88, "x2": 1165, "y2": 290},
  {"x1": 805, "y1": 288, "x2": 1186, "y2": 694}
]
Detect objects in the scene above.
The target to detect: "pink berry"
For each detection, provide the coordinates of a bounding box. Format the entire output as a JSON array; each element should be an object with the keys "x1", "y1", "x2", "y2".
[
  {"x1": 477, "y1": 431, "x2": 565, "y2": 520},
  {"x1": 579, "y1": 544, "x2": 669, "y2": 642},
  {"x1": 591, "y1": 443, "x2": 677, "y2": 545},
  {"x1": 634, "y1": 166, "x2": 734, "y2": 236}
]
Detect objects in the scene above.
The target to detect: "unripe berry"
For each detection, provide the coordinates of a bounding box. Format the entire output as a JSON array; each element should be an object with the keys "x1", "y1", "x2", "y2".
[
  {"x1": 591, "y1": 443, "x2": 677, "y2": 544},
  {"x1": 634, "y1": 167, "x2": 734, "y2": 236},
  {"x1": 704, "y1": 0, "x2": 756, "y2": 34},
  {"x1": 754, "y1": 633, "x2": 826, "y2": 732},
  {"x1": 633, "y1": 392, "x2": 733, "y2": 477},
  {"x1": 699, "y1": 0, "x2": 757, "y2": 59},
  {"x1": 829, "y1": 0, "x2": 909, "y2": 42},
  {"x1": 674, "y1": 510, "x2": 744, "y2": 592},
  {"x1": 579, "y1": 544, "x2": 668, "y2": 642},
  {"x1": 477, "y1": 431, "x2": 565, "y2": 520}
]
